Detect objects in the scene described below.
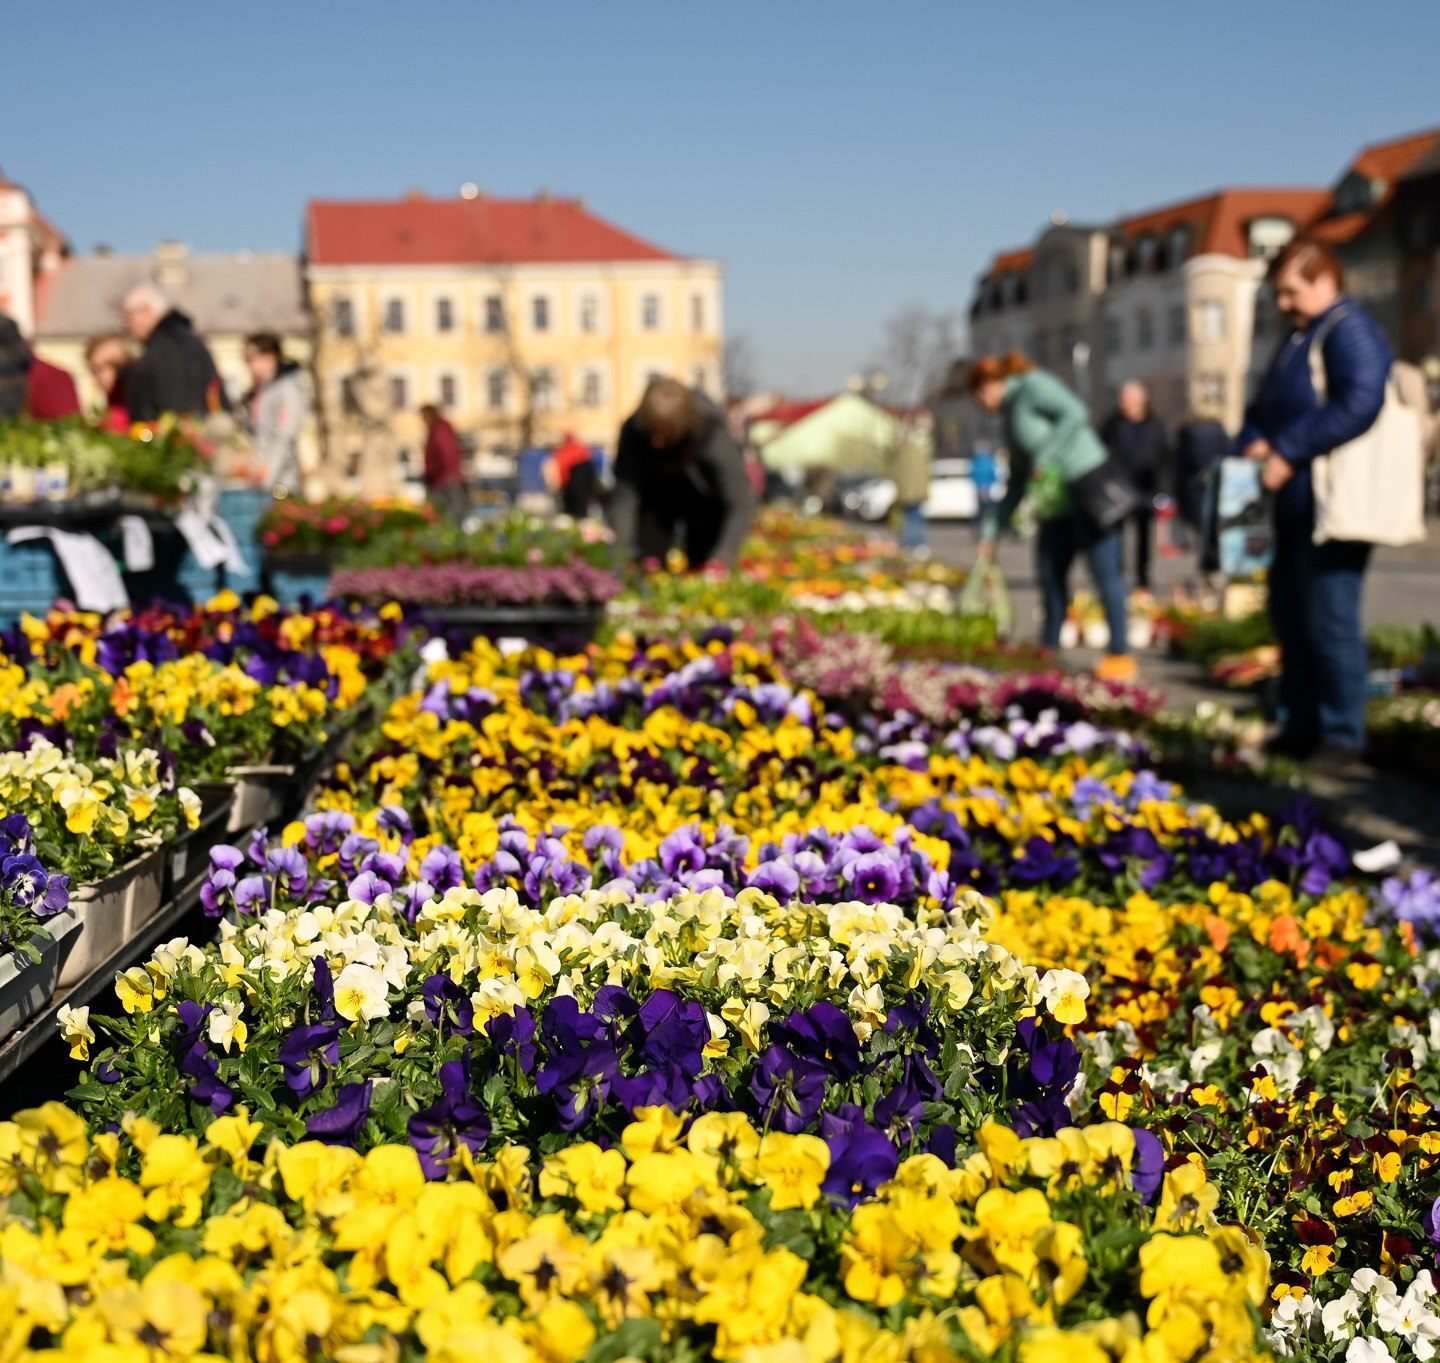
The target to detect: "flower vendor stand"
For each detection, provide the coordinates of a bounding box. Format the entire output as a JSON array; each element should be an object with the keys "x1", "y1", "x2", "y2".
[
  {"x1": 429, "y1": 603, "x2": 607, "y2": 650},
  {"x1": 260, "y1": 551, "x2": 332, "y2": 606},
  {"x1": 0, "y1": 907, "x2": 80, "y2": 1042}
]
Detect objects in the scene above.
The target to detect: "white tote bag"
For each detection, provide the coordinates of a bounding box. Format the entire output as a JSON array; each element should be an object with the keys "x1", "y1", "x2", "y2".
[{"x1": 1308, "y1": 312, "x2": 1427, "y2": 546}]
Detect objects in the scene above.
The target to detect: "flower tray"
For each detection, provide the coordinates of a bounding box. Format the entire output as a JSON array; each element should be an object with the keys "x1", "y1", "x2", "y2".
[
  {"x1": 122, "y1": 845, "x2": 166, "y2": 936},
  {"x1": 60, "y1": 852, "x2": 160, "y2": 989},
  {"x1": 0, "y1": 908, "x2": 80, "y2": 1043},
  {"x1": 222, "y1": 764, "x2": 296, "y2": 833},
  {"x1": 166, "y1": 783, "x2": 237, "y2": 899}
]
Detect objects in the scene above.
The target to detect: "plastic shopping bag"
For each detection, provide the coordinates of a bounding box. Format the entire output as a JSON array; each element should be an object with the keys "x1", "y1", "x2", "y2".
[{"x1": 958, "y1": 561, "x2": 1014, "y2": 639}]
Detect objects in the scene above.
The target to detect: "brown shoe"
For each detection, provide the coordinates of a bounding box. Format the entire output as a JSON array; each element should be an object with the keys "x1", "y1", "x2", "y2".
[{"x1": 1095, "y1": 654, "x2": 1138, "y2": 684}]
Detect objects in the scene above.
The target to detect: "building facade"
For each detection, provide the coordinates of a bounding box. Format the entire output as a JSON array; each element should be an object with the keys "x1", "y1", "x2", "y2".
[
  {"x1": 1309, "y1": 128, "x2": 1440, "y2": 356},
  {"x1": 971, "y1": 189, "x2": 1327, "y2": 429},
  {"x1": 305, "y1": 191, "x2": 724, "y2": 482},
  {"x1": 0, "y1": 166, "x2": 67, "y2": 337}
]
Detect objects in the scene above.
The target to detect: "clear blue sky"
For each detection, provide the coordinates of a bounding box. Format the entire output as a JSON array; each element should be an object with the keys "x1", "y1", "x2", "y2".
[{"x1": 8, "y1": 1, "x2": 1439, "y2": 393}]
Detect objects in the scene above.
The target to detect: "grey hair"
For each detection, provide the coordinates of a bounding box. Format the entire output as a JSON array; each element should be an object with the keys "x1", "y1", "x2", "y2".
[{"x1": 122, "y1": 281, "x2": 170, "y2": 315}]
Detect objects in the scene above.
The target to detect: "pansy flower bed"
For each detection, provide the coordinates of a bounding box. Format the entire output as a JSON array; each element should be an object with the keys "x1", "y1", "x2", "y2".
[{"x1": 1, "y1": 610, "x2": 1437, "y2": 1360}]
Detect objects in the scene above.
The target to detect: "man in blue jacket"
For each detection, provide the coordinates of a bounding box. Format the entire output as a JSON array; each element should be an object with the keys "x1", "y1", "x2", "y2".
[{"x1": 1239, "y1": 237, "x2": 1391, "y2": 770}]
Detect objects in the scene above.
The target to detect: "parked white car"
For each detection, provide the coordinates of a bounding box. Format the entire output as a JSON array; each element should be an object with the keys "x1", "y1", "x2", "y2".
[{"x1": 923, "y1": 458, "x2": 980, "y2": 520}]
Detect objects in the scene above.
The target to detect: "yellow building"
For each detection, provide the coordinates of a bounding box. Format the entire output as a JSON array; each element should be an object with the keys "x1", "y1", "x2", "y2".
[{"x1": 305, "y1": 190, "x2": 724, "y2": 485}]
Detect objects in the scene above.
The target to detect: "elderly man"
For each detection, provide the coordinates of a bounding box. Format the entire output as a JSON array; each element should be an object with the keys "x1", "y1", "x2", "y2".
[
  {"x1": 121, "y1": 282, "x2": 228, "y2": 422},
  {"x1": 1099, "y1": 380, "x2": 1171, "y2": 592}
]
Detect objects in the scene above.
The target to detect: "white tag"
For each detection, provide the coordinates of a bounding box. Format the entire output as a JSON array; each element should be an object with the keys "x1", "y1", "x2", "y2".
[
  {"x1": 7, "y1": 527, "x2": 130, "y2": 612},
  {"x1": 119, "y1": 516, "x2": 155, "y2": 572},
  {"x1": 174, "y1": 507, "x2": 230, "y2": 570},
  {"x1": 1353, "y1": 841, "x2": 1402, "y2": 874}
]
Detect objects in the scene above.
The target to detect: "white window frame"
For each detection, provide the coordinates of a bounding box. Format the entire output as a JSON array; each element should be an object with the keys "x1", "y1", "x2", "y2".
[
  {"x1": 530, "y1": 364, "x2": 561, "y2": 413},
  {"x1": 1195, "y1": 300, "x2": 1227, "y2": 342},
  {"x1": 575, "y1": 288, "x2": 606, "y2": 336},
  {"x1": 480, "y1": 292, "x2": 507, "y2": 335},
  {"x1": 432, "y1": 365, "x2": 465, "y2": 412},
  {"x1": 527, "y1": 289, "x2": 558, "y2": 336},
  {"x1": 380, "y1": 292, "x2": 410, "y2": 336},
  {"x1": 575, "y1": 361, "x2": 609, "y2": 410},
  {"x1": 430, "y1": 291, "x2": 460, "y2": 337},
  {"x1": 329, "y1": 293, "x2": 358, "y2": 339},
  {"x1": 689, "y1": 290, "x2": 707, "y2": 334},
  {"x1": 483, "y1": 365, "x2": 510, "y2": 413},
  {"x1": 639, "y1": 290, "x2": 663, "y2": 332},
  {"x1": 386, "y1": 365, "x2": 417, "y2": 414}
]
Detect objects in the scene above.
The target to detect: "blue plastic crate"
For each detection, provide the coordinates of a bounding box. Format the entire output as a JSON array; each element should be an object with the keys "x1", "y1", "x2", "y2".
[
  {"x1": 266, "y1": 565, "x2": 331, "y2": 607},
  {"x1": 0, "y1": 537, "x2": 71, "y2": 624},
  {"x1": 215, "y1": 488, "x2": 268, "y2": 596}
]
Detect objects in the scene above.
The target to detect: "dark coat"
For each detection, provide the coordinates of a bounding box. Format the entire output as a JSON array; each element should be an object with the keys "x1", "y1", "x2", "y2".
[
  {"x1": 127, "y1": 310, "x2": 229, "y2": 422},
  {"x1": 1099, "y1": 411, "x2": 1171, "y2": 497},
  {"x1": 610, "y1": 393, "x2": 756, "y2": 567},
  {"x1": 1238, "y1": 295, "x2": 1391, "y2": 527},
  {"x1": 1174, "y1": 418, "x2": 1229, "y2": 526}
]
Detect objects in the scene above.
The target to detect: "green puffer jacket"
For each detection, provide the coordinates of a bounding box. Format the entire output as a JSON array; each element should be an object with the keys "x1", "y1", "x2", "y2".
[{"x1": 980, "y1": 368, "x2": 1109, "y2": 541}]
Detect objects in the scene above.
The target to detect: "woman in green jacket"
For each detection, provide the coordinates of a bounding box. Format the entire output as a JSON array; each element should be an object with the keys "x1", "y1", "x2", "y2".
[{"x1": 971, "y1": 353, "x2": 1135, "y2": 680}]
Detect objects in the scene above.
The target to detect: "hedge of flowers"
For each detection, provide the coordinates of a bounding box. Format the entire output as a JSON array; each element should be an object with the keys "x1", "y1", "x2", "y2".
[
  {"x1": 6, "y1": 617, "x2": 1440, "y2": 1360},
  {"x1": 257, "y1": 495, "x2": 438, "y2": 555}
]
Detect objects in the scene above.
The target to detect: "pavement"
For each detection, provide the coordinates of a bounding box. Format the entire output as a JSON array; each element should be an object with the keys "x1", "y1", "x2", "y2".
[{"x1": 926, "y1": 519, "x2": 1440, "y2": 870}]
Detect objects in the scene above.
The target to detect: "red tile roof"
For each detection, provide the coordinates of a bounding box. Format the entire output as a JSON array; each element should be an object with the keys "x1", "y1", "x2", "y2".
[
  {"x1": 1118, "y1": 188, "x2": 1330, "y2": 258},
  {"x1": 307, "y1": 194, "x2": 683, "y2": 266},
  {"x1": 755, "y1": 397, "x2": 831, "y2": 427},
  {"x1": 1349, "y1": 127, "x2": 1440, "y2": 185},
  {"x1": 989, "y1": 247, "x2": 1034, "y2": 275}
]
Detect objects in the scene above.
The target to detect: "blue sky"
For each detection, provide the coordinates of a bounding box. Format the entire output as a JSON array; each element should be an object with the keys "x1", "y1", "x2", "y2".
[{"x1": 8, "y1": 1, "x2": 1439, "y2": 392}]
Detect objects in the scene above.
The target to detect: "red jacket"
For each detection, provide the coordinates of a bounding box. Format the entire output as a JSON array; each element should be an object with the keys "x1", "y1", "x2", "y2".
[
  {"x1": 26, "y1": 358, "x2": 82, "y2": 420},
  {"x1": 423, "y1": 417, "x2": 464, "y2": 489}
]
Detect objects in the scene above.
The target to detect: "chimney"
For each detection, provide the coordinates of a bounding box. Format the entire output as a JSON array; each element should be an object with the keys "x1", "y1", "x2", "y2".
[
  {"x1": 403, "y1": 188, "x2": 427, "y2": 201},
  {"x1": 153, "y1": 239, "x2": 189, "y2": 292},
  {"x1": 534, "y1": 189, "x2": 553, "y2": 205}
]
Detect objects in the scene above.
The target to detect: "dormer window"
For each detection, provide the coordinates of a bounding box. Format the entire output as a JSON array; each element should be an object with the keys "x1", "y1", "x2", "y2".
[
  {"x1": 1169, "y1": 224, "x2": 1192, "y2": 265},
  {"x1": 1247, "y1": 216, "x2": 1297, "y2": 261},
  {"x1": 1135, "y1": 235, "x2": 1158, "y2": 273}
]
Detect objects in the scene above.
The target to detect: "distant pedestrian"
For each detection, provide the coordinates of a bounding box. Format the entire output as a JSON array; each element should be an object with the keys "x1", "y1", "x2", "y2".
[
  {"x1": 0, "y1": 312, "x2": 82, "y2": 421},
  {"x1": 890, "y1": 429, "x2": 931, "y2": 557},
  {"x1": 420, "y1": 403, "x2": 469, "y2": 521},
  {"x1": 241, "y1": 332, "x2": 309, "y2": 493},
  {"x1": 611, "y1": 377, "x2": 756, "y2": 569},
  {"x1": 1239, "y1": 236, "x2": 1390, "y2": 767},
  {"x1": 971, "y1": 351, "x2": 1139, "y2": 681},
  {"x1": 1099, "y1": 380, "x2": 1170, "y2": 593},
  {"x1": 548, "y1": 431, "x2": 598, "y2": 518},
  {"x1": 970, "y1": 443, "x2": 999, "y2": 536},
  {"x1": 1173, "y1": 400, "x2": 1229, "y2": 551},
  {"x1": 122, "y1": 283, "x2": 229, "y2": 422},
  {"x1": 85, "y1": 333, "x2": 136, "y2": 432}
]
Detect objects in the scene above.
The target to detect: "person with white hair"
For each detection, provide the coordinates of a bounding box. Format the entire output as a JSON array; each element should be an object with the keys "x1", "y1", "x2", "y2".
[
  {"x1": 1099, "y1": 379, "x2": 1171, "y2": 592},
  {"x1": 122, "y1": 281, "x2": 228, "y2": 422}
]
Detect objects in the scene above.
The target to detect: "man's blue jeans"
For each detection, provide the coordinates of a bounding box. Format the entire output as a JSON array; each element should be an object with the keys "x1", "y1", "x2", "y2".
[
  {"x1": 899, "y1": 502, "x2": 927, "y2": 553},
  {"x1": 1036, "y1": 513, "x2": 1129, "y2": 656},
  {"x1": 1269, "y1": 525, "x2": 1372, "y2": 751}
]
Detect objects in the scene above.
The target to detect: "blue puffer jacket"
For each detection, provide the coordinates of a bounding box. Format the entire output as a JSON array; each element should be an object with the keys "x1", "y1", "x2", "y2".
[{"x1": 1238, "y1": 296, "x2": 1392, "y2": 527}]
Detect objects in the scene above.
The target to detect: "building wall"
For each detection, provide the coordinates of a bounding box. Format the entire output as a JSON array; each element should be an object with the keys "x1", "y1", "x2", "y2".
[
  {"x1": 1181, "y1": 255, "x2": 1264, "y2": 429},
  {"x1": 1097, "y1": 270, "x2": 1186, "y2": 421},
  {"x1": 0, "y1": 186, "x2": 38, "y2": 334},
  {"x1": 307, "y1": 258, "x2": 724, "y2": 474}
]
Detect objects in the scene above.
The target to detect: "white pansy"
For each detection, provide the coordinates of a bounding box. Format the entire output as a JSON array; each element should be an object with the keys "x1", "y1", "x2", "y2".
[{"x1": 332, "y1": 962, "x2": 391, "y2": 1022}]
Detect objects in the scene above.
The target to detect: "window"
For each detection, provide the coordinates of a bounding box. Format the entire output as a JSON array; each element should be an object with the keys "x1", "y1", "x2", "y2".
[
  {"x1": 531, "y1": 296, "x2": 550, "y2": 333},
  {"x1": 1103, "y1": 316, "x2": 1123, "y2": 356},
  {"x1": 1032, "y1": 329, "x2": 1050, "y2": 364},
  {"x1": 531, "y1": 366, "x2": 558, "y2": 412},
  {"x1": 1107, "y1": 243, "x2": 1125, "y2": 284},
  {"x1": 389, "y1": 374, "x2": 408, "y2": 410},
  {"x1": 484, "y1": 295, "x2": 505, "y2": 333},
  {"x1": 579, "y1": 368, "x2": 603, "y2": 408},
  {"x1": 438, "y1": 373, "x2": 458, "y2": 409},
  {"x1": 486, "y1": 368, "x2": 508, "y2": 412},
  {"x1": 1169, "y1": 225, "x2": 1192, "y2": 266},
  {"x1": 692, "y1": 363, "x2": 709, "y2": 392},
  {"x1": 1134, "y1": 236, "x2": 1157, "y2": 273},
  {"x1": 1196, "y1": 300, "x2": 1226, "y2": 342},
  {"x1": 1167, "y1": 304, "x2": 1186, "y2": 346},
  {"x1": 435, "y1": 297, "x2": 455, "y2": 333},
  {"x1": 578, "y1": 293, "x2": 601, "y2": 334},
  {"x1": 1196, "y1": 373, "x2": 1226, "y2": 410},
  {"x1": 330, "y1": 296, "x2": 355, "y2": 338},
  {"x1": 1136, "y1": 309, "x2": 1154, "y2": 351},
  {"x1": 690, "y1": 292, "x2": 705, "y2": 333},
  {"x1": 641, "y1": 293, "x2": 661, "y2": 330},
  {"x1": 1248, "y1": 216, "x2": 1297, "y2": 261},
  {"x1": 1059, "y1": 324, "x2": 1079, "y2": 359},
  {"x1": 383, "y1": 298, "x2": 406, "y2": 334}
]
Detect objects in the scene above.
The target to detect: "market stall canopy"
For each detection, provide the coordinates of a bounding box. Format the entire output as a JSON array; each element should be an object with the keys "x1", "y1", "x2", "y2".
[{"x1": 755, "y1": 392, "x2": 931, "y2": 475}]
